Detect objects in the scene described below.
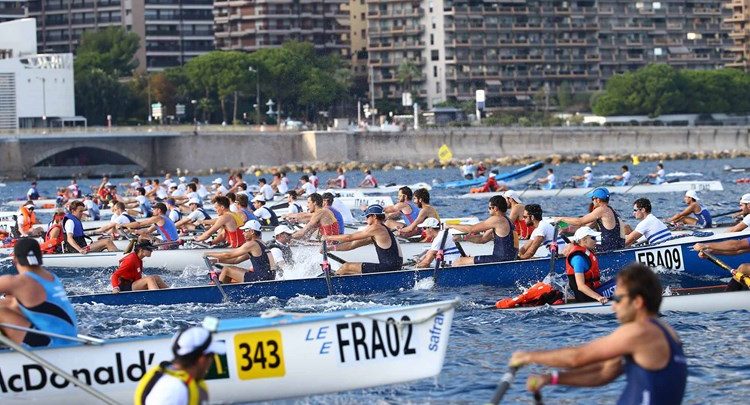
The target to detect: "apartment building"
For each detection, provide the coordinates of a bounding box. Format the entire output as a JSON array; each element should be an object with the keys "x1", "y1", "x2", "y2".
[
  {"x1": 26, "y1": 0, "x2": 214, "y2": 71},
  {"x1": 213, "y1": 0, "x2": 350, "y2": 58},
  {"x1": 347, "y1": 0, "x2": 368, "y2": 76},
  {"x1": 0, "y1": 0, "x2": 25, "y2": 23},
  {"x1": 368, "y1": 0, "x2": 735, "y2": 108},
  {"x1": 726, "y1": 0, "x2": 750, "y2": 71}
]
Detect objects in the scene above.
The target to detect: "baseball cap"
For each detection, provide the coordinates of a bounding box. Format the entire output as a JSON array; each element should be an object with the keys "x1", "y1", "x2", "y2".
[
  {"x1": 105, "y1": 182, "x2": 113, "y2": 187},
  {"x1": 133, "y1": 175, "x2": 141, "y2": 180},
  {"x1": 488, "y1": 171, "x2": 498, "y2": 178},
  {"x1": 134, "y1": 240, "x2": 157, "y2": 251},
  {"x1": 14, "y1": 238, "x2": 43, "y2": 266},
  {"x1": 240, "y1": 219, "x2": 261, "y2": 231},
  {"x1": 252, "y1": 195, "x2": 266, "y2": 203},
  {"x1": 741, "y1": 193, "x2": 750, "y2": 204},
  {"x1": 571, "y1": 226, "x2": 601, "y2": 242},
  {"x1": 273, "y1": 225, "x2": 294, "y2": 236},
  {"x1": 685, "y1": 190, "x2": 700, "y2": 201},
  {"x1": 24, "y1": 203, "x2": 35, "y2": 209},
  {"x1": 417, "y1": 217, "x2": 441, "y2": 228},
  {"x1": 166, "y1": 198, "x2": 176, "y2": 206},
  {"x1": 171, "y1": 327, "x2": 226, "y2": 360},
  {"x1": 587, "y1": 187, "x2": 610, "y2": 200},
  {"x1": 212, "y1": 178, "x2": 223, "y2": 185},
  {"x1": 188, "y1": 197, "x2": 201, "y2": 205},
  {"x1": 364, "y1": 204, "x2": 385, "y2": 216},
  {"x1": 503, "y1": 190, "x2": 523, "y2": 204},
  {"x1": 179, "y1": 176, "x2": 186, "y2": 183},
  {"x1": 584, "y1": 166, "x2": 592, "y2": 172}
]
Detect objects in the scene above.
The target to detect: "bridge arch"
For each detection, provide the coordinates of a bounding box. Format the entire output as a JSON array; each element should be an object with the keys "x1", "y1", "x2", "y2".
[{"x1": 30, "y1": 145, "x2": 148, "y2": 170}]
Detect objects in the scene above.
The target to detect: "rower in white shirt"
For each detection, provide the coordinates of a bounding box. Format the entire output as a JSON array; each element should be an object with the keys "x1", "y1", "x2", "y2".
[
  {"x1": 258, "y1": 178, "x2": 275, "y2": 201},
  {"x1": 625, "y1": 198, "x2": 672, "y2": 246},
  {"x1": 614, "y1": 165, "x2": 632, "y2": 186},
  {"x1": 518, "y1": 204, "x2": 557, "y2": 259},
  {"x1": 648, "y1": 163, "x2": 666, "y2": 185}
]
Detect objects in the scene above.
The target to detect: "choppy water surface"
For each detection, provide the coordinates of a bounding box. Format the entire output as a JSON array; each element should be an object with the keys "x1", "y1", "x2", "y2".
[{"x1": 2, "y1": 157, "x2": 749, "y2": 403}]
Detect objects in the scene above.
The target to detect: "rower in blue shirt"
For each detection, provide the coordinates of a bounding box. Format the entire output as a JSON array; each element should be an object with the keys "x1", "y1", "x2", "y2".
[
  {"x1": 667, "y1": 190, "x2": 712, "y2": 229},
  {"x1": 510, "y1": 263, "x2": 687, "y2": 405}
]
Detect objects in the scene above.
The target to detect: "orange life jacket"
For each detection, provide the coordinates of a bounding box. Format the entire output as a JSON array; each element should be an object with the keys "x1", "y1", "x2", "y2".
[
  {"x1": 20, "y1": 206, "x2": 36, "y2": 234},
  {"x1": 496, "y1": 282, "x2": 560, "y2": 309},
  {"x1": 565, "y1": 244, "x2": 601, "y2": 290},
  {"x1": 40, "y1": 223, "x2": 65, "y2": 254},
  {"x1": 514, "y1": 219, "x2": 534, "y2": 239}
]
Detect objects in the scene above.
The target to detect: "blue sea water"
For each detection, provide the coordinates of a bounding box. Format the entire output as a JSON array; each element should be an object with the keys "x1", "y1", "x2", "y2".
[{"x1": 1, "y1": 156, "x2": 749, "y2": 403}]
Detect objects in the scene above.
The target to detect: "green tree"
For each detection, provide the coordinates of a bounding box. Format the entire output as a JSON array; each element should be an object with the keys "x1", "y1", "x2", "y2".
[
  {"x1": 397, "y1": 60, "x2": 421, "y2": 94},
  {"x1": 557, "y1": 82, "x2": 573, "y2": 110},
  {"x1": 184, "y1": 51, "x2": 252, "y2": 124},
  {"x1": 74, "y1": 27, "x2": 140, "y2": 77},
  {"x1": 75, "y1": 68, "x2": 129, "y2": 125}
]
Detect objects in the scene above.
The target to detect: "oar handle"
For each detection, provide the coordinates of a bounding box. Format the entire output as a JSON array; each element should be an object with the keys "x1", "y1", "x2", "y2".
[
  {"x1": 701, "y1": 251, "x2": 735, "y2": 273},
  {"x1": 487, "y1": 366, "x2": 519, "y2": 405}
]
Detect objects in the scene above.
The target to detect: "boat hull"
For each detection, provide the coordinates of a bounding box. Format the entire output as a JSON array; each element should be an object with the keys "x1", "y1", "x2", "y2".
[
  {"x1": 459, "y1": 181, "x2": 724, "y2": 199},
  {"x1": 0, "y1": 300, "x2": 456, "y2": 404},
  {"x1": 434, "y1": 161, "x2": 544, "y2": 189}
]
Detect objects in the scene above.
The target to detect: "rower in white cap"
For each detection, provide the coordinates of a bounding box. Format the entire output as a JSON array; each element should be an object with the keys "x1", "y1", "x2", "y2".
[
  {"x1": 571, "y1": 166, "x2": 594, "y2": 188},
  {"x1": 667, "y1": 190, "x2": 712, "y2": 228},
  {"x1": 728, "y1": 193, "x2": 750, "y2": 232}
]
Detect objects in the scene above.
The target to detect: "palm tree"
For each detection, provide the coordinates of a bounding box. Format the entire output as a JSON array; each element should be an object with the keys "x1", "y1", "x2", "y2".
[{"x1": 397, "y1": 60, "x2": 421, "y2": 95}]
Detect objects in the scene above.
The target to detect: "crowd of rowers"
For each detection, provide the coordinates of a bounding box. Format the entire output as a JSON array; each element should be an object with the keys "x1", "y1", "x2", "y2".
[{"x1": 10, "y1": 167, "x2": 750, "y2": 299}]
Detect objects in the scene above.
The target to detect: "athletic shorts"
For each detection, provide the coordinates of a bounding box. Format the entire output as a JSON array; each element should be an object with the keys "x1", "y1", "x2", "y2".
[
  {"x1": 243, "y1": 269, "x2": 274, "y2": 283},
  {"x1": 474, "y1": 255, "x2": 506, "y2": 265},
  {"x1": 361, "y1": 260, "x2": 402, "y2": 274},
  {"x1": 118, "y1": 278, "x2": 134, "y2": 292}
]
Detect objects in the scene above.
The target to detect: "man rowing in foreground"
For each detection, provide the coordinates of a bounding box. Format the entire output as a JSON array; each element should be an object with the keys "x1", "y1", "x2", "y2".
[
  {"x1": 517, "y1": 204, "x2": 556, "y2": 259},
  {"x1": 194, "y1": 196, "x2": 245, "y2": 247},
  {"x1": 324, "y1": 205, "x2": 403, "y2": 275},
  {"x1": 728, "y1": 193, "x2": 750, "y2": 233},
  {"x1": 625, "y1": 198, "x2": 672, "y2": 246},
  {"x1": 667, "y1": 190, "x2": 712, "y2": 229},
  {"x1": 111, "y1": 240, "x2": 168, "y2": 293},
  {"x1": 448, "y1": 195, "x2": 517, "y2": 265},
  {"x1": 693, "y1": 237, "x2": 750, "y2": 291},
  {"x1": 510, "y1": 263, "x2": 687, "y2": 405},
  {"x1": 204, "y1": 220, "x2": 276, "y2": 283},
  {"x1": 0, "y1": 238, "x2": 78, "y2": 347},
  {"x1": 554, "y1": 187, "x2": 625, "y2": 252}
]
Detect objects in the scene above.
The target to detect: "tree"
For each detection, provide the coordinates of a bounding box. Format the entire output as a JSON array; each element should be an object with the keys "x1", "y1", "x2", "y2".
[
  {"x1": 74, "y1": 27, "x2": 140, "y2": 77},
  {"x1": 75, "y1": 68, "x2": 129, "y2": 125},
  {"x1": 557, "y1": 82, "x2": 573, "y2": 110},
  {"x1": 184, "y1": 51, "x2": 253, "y2": 124},
  {"x1": 397, "y1": 60, "x2": 421, "y2": 94}
]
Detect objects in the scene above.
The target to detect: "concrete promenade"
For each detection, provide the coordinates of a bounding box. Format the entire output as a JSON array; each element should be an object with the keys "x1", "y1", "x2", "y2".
[{"x1": 1, "y1": 126, "x2": 748, "y2": 178}]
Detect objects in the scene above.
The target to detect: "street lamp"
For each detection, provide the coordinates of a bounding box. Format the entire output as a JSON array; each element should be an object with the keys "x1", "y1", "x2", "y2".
[
  {"x1": 191, "y1": 99, "x2": 198, "y2": 134},
  {"x1": 265, "y1": 99, "x2": 275, "y2": 117},
  {"x1": 248, "y1": 66, "x2": 260, "y2": 125}
]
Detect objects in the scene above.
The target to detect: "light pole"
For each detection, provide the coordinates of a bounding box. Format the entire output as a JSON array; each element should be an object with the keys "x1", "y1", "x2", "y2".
[
  {"x1": 191, "y1": 99, "x2": 198, "y2": 134},
  {"x1": 265, "y1": 99, "x2": 276, "y2": 125},
  {"x1": 248, "y1": 66, "x2": 260, "y2": 125},
  {"x1": 36, "y1": 77, "x2": 47, "y2": 127}
]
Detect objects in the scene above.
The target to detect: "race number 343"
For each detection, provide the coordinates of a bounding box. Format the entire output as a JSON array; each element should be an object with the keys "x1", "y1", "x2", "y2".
[{"x1": 234, "y1": 331, "x2": 286, "y2": 380}]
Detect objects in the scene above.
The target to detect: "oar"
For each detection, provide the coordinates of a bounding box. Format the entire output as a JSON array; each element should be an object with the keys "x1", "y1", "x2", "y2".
[
  {"x1": 518, "y1": 181, "x2": 536, "y2": 198},
  {"x1": 487, "y1": 366, "x2": 520, "y2": 405},
  {"x1": 711, "y1": 209, "x2": 741, "y2": 220},
  {"x1": 621, "y1": 175, "x2": 649, "y2": 195},
  {"x1": 701, "y1": 251, "x2": 750, "y2": 288},
  {"x1": 0, "y1": 323, "x2": 104, "y2": 345},
  {"x1": 321, "y1": 241, "x2": 334, "y2": 295},
  {"x1": 0, "y1": 331, "x2": 119, "y2": 405},
  {"x1": 553, "y1": 179, "x2": 575, "y2": 197},
  {"x1": 546, "y1": 225, "x2": 561, "y2": 279},
  {"x1": 269, "y1": 202, "x2": 290, "y2": 211},
  {"x1": 432, "y1": 223, "x2": 451, "y2": 283},
  {"x1": 327, "y1": 251, "x2": 347, "y2": 264},
  {"x1": 203, "y1": 256, "x2": 230, "y2": 303}
]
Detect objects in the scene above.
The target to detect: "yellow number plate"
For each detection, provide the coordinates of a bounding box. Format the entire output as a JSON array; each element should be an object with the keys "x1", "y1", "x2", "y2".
[{"x1": 234, "y1": 330, "x2": 286, "y2": 380}]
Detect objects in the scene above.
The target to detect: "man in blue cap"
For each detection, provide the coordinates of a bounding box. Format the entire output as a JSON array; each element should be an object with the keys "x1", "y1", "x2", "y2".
[
  {"x1": 554, "y1": 187, "x2": 626, "y2": 251},
  {"x1": 323, "y1": 204, "x2": 403, "y2": 275}
]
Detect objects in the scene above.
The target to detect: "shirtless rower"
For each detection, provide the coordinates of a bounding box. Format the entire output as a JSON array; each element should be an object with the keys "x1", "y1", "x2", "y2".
[
  {"x1": 554, "y1": 187, "x2": 626, "y2": 252},
  {"x1": 120, "y1": 202, "x2": 180, "y2": 244},
  {"x1": 193, "y1": 196, "x2": 245, "y2": 247},
  {"x1": 397, "y1": 188, "x2": 440, "y2": 240},
  {"x1": 324, "y1": 205, "x2": 402, "y2": 275},
  {"x1": 448, "y1": 195, "x2": 518, "y2": 265},
  {"x1": 204, "y1": 220, "x2": 276, "y2": 283},
  {"x1": 63, "y1": 201, "x2": 119, "y2": 254},
  {"x1": 383, "y1": 186, "x2": 420, "y2": 233},
  {"x1": 667, "y1": 190, "x2": 712, "y2": 229},
  {"x1": 289, "y1": 193, "x2": 340, "y2": 239}
]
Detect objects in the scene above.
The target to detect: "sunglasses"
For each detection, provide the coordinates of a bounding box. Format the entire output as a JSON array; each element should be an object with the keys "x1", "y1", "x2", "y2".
[
  {"x1": 633, "y1": 208, "x2": 641, "y2": 212},
  {"x1": 611, "y1": 294, "x2": 625, "y2": 303}
]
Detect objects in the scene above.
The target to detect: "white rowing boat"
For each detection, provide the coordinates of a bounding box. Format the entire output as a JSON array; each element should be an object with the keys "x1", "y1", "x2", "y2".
[
  {"x1": 0, "y1": 299, "x2": 457, "y2": 404},
  {"x1": 459, "y1": 180, "x2": 724, "y2": 199},
  {"x1": 327, "y1": 182, "x2": 432, "y2": 197},
  {"x1": 504, "y1": 290, "x2": 750, "y2": 314}
]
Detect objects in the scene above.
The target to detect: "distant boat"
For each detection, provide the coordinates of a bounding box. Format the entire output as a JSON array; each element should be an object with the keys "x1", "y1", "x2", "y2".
[{"x1": 433, "y1": 161, "x2": 544, "y2": 189}]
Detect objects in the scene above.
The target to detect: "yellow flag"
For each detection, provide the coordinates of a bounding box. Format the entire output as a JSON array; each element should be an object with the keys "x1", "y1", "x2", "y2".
[
  {"x1": 438, "y1": 144, "x2": 453, "y2": 164},
  {"x1": 631, "y1": 155, "x2": 640, "y2": 166}
]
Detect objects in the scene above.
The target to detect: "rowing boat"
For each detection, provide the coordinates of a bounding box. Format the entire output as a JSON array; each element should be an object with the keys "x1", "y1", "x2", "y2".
[
  {"x1": 328, "y1": 182, "x2": 432, "y2": 196},
  {"x1": 0, "y1": 299, "x2": 457, "y2": 404},
  {"x1": 69, "y1": 231, "x2": 750, "y2": 306},
  {"x1": 504, "y1": 290, "x2": 750, "y2": 314},
  {"x1": 433, "y1": 161, "x2": 544, "y2": 189},
  {"x1": 459, "y1": 180, "x2": 724, "y2": 199}
]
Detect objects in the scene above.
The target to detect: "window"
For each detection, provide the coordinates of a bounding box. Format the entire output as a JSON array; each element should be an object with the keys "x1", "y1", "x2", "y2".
[
  {"x1": 431, "y1": 50, "x2": 439, "y2": 61},
  {"x1": 433, "y1": 66, "x2": 438, "y2": 77},
  {"x1": 430, "y1": 34, "x2": 434, "y2": 45}
]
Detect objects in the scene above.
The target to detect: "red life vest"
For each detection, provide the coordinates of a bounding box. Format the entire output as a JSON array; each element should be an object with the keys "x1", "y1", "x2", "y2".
[
  {"x1": 514, "y1": 219, "x2": 534, "y2": 240},
  {"x1": 40, "y1": 223, "x2": 65, "y2": 253},
  {"x1": 495, "y1": 282, "x2": 562, "y2": 309},
  {"x1": 20, "y1": 206, "x2": 36, "y2": 234},
  {"x1": 224, "y1": 212, "x2": 246, "y2": 248},
  {"x1": 565, "y1": 244, "x2": 601, "y2": 290}
]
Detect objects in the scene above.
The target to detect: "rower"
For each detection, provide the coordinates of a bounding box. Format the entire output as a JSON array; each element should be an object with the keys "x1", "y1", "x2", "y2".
[
  {"x1": 228, "y1": 172, "x2": 246, "y2": 194},
  {"x1": 174, "y1": 197, "x2": 212, "y2": 232},
  {"x1": 555, "y1": 187, "x2": 626, "y2": 252},
  {"x1": 18, "y1": 201, "x2": 44, "y2": 237},
  {"x1": 63, "y1": 201, "x2": 119, "y2": 254},
  {"x1": 194, "y1": 196, "x2": 245, "y2": 247},
  {"x1": 565, "y1": 227, "x2": 607, "y2": 303},
  {"x1": 570, "y1": 166, "x2": 594, "y2": 188},
  {"x1": 235, "y1": 194, "x2": 258, "y2": 223},
  {"x1": 510, "y1": 263, "x2": 687, "y2": 404},
  {"x1": 111, "y1": 240, "x2": 167, "y2": 293},
  {"x1": 326, "y1": 167, "x2": 347, "y2": 189},
  {"x1": 324, "y1": 204, "x2": 403, "y2": 275},
  {"x1": 504, "y1": 190, "x2": 533, "y2": 239},
  {"x1": 135, "y1": 326, "x2": 225, "y2": 405},
  {"x1": 275, "y1": 172, "x2": 290, "y2": 194},
  {"x1": 415, "y1": 218, "x2": 460, "y2": 268},
  {"x1": 517, "y1": 204, "x2": 556, "y2": 259},
  {"x1": 448, "y1": 195, "x2": 518, "y2": 265},
  {"x1": 296, "y1": 175, "x2": 317, "y2": 197},
  {"x1": 94, "y1": 201, "x2": 137, "y2": 236},
  {"x1": 40, "y1": 209, "x2": 66, "y2": 254},
  {"x1": 476, "y1": 161, "x2": 487, "y2": 178},
  {"x1": 461, "y1": 158, "x2": 476, "y2": 180},
  {"x1": 536, "y1": 168, "x2": 556, "y2": 190},
  {"x1": 286, "y1": 190, "x2": 304, "y2": 214},
  {"x1": 27, "y1": 181, "x2": 40, "y2": 200},
  {"x1": 121, "y1": 202, "x2": 180, "y2": 245},
  {"x1": 613, "y1": 164, "x2": 632, "y2": 186},
  {"x1": 308, "y1": 169, "x2": 319, "y2": 189},
  {"x1": 166, "y1": 198, "x2": 183, "y2": 223},
  {"x1": 625, "y1": 198, "x2": 672, "y2": 246},
  {"x1": 82, "y1": 194, "x2": 101, "y2": 221},
  {"x1": 667, "y1": 190, "x2": 712, "y2": 229},
  {"x1": 728, "y1": 193, "x2": 750, "y2": 232},
  {"x1": 67, "y1": 179, "x2": 82, "y2": 199},
  {"x1": 211, "y1": 178, "x2": 228, "y2": 196},
  {"x1": 0, "y1": 238, "x2": 78, "y2": 347},
  {"x1": 252, "y1": 195, "x2": 280, "y2": 227},
  {"x1": 470, "y1": 171, "x2": 507, "y2": 194},
  {"x1": 359, "y1": 169, "x2": 378, "y2": 188},
  {"x1": 205, "y1": 220, "x2": 275, "y2": 283},
  {"x1": 258, "y1": 177, "x2": 275, "y2": 201},
  {"x1": 289, "y1": 193, "x2": 340, "y2": 239},
  {"x1": 323, "y1": 192, "x2": 355, "y2": 226},
  {"x1": 648, "y1": 163, "x2": 666, "y2": 185},
  {"x1": 267, "y1": 225, "x2": 295, "y2": 278},
  {"x1": 383, "y1": 186, "x2": 420, "y2": 234},
  {"x1": 192, "y1": 177, "x2": 210, "y2": 199},
  {"x1": 397, "y1": 188, "x2": 440, "y2": 240},
  {"x1": 693, "y1": 238, "x2": 750, "y2": 291}
]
